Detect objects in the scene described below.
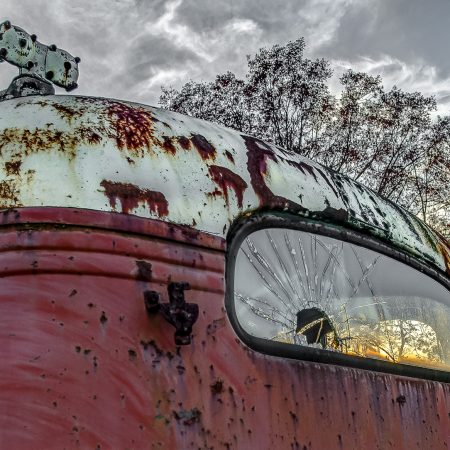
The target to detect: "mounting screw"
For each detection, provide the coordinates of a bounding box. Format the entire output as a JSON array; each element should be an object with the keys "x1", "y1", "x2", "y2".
[
  {"x1": 144, "y1": 290, "x2": 161, "y2": 314},
  {"x1": 174, "y1": 332, "x2": 192, "y2": 346},
  {"x1": 65, "y1": 82, "x2": 78, "y2": 92}
]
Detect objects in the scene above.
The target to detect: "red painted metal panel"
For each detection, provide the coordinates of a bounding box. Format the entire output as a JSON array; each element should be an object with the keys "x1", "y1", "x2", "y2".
[
  {"x1": 0, "y1": 207, "x2": 225, "y2": 251},
  {"x1": 0, "y1": 209, "x2": 448, "y2": 449}
]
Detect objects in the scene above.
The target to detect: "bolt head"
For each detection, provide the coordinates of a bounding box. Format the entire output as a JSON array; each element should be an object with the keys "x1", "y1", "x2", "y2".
[
  {"x1": 174, "y1": 333, "x2": 192, "y2": 345},
  {"x1": 144, "y1": 290, "x2": 161, "y2": 314}
]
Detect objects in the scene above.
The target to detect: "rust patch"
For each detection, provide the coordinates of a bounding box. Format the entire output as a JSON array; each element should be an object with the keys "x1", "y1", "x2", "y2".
[
  {"x1": 315, "y1": 167, "x2": 339, "y2": 198},
  {"x1": 285, "y1": 159, "x2": 339, "y2": 198},
  {"x1": 136, "y1": 260, "x2": 152, "y2": 281},
  {"x1": 101, "y1": 180, "x2": 169, "y2": 217},
  {"x1": 34, "y1": 100, "x2": 86, "y2": 123},
  {"x1": 180, "y1": 226, "x2": 201, "y2": 242},
  {"x1": 191, "y1": 134, "x2": 216, "y2": 161},
  {"x1": 243, "y1": 135, "x2": 306, "y2": 213},
  {"x1": 437, "y1": 242, "x2": 450, "y2": 276},
  {"x1": 225, "y1": 150, "x2": 235, "y2": 164},
  {"x1": 87, "y1": 132, "x2": 101, "y2": 146},
  {"x1": 206, "y1": 317, "x2": 226, "y2": 335},
  {"x1": 107, "y1": 102, "x2": 155, "y2": 154},
  {"x1": 207, "y1": 188, "x2": 222, "y2": 200},
  {"x1": 51, "y1": 103, "x2": 81, "y2": 122},
  {"x1": 161, "y1": 136, "x2": 177, "y2": 155},
  {"x1": 4, "y1": 160, "x2": 22, "y2": 176},
  {"x1": 316, "y1": 206, "x2": 349, "y2": 223},
  {"x1": 177, "y1": 136, "x2": 191, "y2": 150},
  {"x1": 286, "y1": 159, "x2": 318, "y2": 180},
  {"x1": 173, "y1": 408, "x2": 201, "y2": 426},
  {"x1": 208, "y1": 165, "x2": 247, "y2": 208},
  {"x1": 0, "y1": 126, "x2": 103, "y2": 158},
  {"x1": 210, "y1": 378, "x2": 224, "y2": 395},
  {"x1": 0, "y1": 180, "x2": 21, "y2": 209}
]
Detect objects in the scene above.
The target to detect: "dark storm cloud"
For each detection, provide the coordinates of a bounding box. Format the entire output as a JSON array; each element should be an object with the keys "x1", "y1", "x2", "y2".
[
  {"x1": 124, "y1": 35, "x2": 201, "y2": 81},
  {"x1": 319, "y1": 0, "x2": 450, "y2": 75},
  {"x1": 0, "y1": 0, "x2": 449, "y2": 113},
  {"x1": 173, "y1": 0, "x2": 302, "y2": 40}
]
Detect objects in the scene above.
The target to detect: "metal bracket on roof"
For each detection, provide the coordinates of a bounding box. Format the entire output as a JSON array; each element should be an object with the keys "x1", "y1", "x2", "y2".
[{"x1": 0, "y1": 20, "x2": 80, "y2": 101}]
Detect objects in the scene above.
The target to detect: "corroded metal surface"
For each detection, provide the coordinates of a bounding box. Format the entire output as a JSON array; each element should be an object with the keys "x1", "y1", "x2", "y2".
[
  {"x1": 0, "y1": 21, "x2": 80, "y2": 92},
  {"x1": 0, "y1": 95, "x2": 448, "y2": 275},
  {"x1": 0, "y1": 217, "x2": 448, "y2": 449}
]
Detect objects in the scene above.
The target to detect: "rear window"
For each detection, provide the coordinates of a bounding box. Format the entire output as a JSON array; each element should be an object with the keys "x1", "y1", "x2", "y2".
[{"x1": 227, "y1": 217, "x2": 450, "y2": 380}]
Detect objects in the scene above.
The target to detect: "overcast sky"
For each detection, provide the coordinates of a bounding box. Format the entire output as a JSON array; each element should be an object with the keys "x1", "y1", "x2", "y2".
[{"x1": 1, "y1": 0, "x2": 450, "y2": 115}]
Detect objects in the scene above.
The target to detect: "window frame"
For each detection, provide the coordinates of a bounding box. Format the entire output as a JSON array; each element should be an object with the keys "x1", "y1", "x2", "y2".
[{"x1": 225, "y1": 212, "x2": 450, "y2": 382}]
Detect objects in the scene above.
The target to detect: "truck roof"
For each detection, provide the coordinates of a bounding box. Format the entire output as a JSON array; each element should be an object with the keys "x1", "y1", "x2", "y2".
[{"x1": 0, "y1": 94, "x2": 448, "y2": 275}]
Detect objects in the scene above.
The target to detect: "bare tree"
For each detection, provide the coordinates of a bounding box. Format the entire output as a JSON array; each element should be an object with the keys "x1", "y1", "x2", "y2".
[{"x1": 159, "y1": 40, "x2": 449, "y2": 236}]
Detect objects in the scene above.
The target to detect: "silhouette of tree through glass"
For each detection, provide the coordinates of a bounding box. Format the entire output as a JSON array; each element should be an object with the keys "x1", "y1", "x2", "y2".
[{"x1": 234, "y1": 228, "x2": 450, "y2": 370}]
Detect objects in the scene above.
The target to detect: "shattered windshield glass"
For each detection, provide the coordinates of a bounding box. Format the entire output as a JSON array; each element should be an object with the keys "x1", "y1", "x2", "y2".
[{"x1": 234, "y1": 227, "x2": 450, "y2": 371}]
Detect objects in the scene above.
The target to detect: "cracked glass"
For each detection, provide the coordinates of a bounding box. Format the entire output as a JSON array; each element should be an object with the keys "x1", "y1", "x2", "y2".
[{"x1": 234, "y1": 227, "x2": 450, "y2": 371}]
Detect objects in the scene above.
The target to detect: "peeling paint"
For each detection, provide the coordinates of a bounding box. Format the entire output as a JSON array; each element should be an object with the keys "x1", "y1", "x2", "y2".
[
  {"x1": 107, "y1": 101, "x2": 155, "y2": 154},
  {"x1": 191, "y1": 134, "x2": 216, "y2": 161},
  {"x1": 0, "y1": 94, "x2": 447, "y2": 275},
  {"x1": 101, "y1": 180, "x2": 168, "y2": 217},
  {"x1": 208, "y1": 165, "x2": 247, "y2": 208},
  {"x1": 4, "y1": 160, "x2": 21, "y2": 175}
]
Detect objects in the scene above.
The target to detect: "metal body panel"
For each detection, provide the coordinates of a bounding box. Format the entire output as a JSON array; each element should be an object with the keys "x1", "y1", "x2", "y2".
[
  {"x1": 0, "y1": 210, "x2": 448, "y2": 449},
  {"x1": 0, "y1": 95, "x2": 448, "y2": 276}
]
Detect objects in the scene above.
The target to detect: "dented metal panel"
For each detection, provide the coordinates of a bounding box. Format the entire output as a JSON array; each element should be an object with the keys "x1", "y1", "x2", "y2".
[
  {"x1": 0, "y1": 95, "x2": 448, "y2": 275},
  {"x1": 0, "y1": 218, "x2": 448, "y2": 449}
]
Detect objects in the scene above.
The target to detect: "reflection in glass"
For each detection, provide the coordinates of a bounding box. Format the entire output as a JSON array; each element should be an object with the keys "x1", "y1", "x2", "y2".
[{"x1": 234, "y1": 228, "x2": 450, "y2": 371}]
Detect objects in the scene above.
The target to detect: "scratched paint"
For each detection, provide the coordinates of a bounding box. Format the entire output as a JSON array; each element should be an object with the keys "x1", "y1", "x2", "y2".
[{"x1": 0, "y1": 94, "x2": 447, "y2": 275}]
